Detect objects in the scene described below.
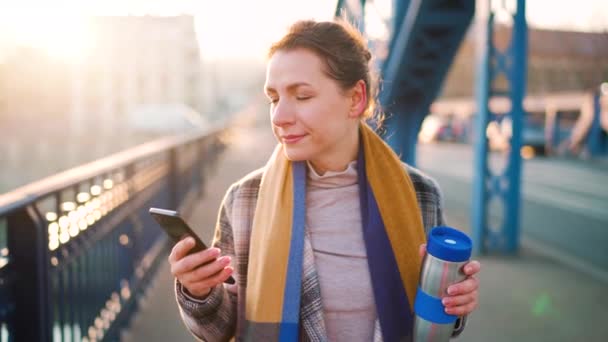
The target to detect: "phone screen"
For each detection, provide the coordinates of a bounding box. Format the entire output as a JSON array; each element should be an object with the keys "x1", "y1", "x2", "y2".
[{"x1": 149, "y1": 208, "x2": 207, "y2": 253}]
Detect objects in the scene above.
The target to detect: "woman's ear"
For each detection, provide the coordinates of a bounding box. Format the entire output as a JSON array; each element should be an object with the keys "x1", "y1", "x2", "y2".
[{"x1": 348, "y1": 80, "x2": 367, "y2": 118}]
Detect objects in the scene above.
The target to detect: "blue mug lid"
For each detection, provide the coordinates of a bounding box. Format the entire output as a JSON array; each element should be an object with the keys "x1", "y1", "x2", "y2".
[{"x1": 426, "y1": 226, "x2": 472, "y2": 262}]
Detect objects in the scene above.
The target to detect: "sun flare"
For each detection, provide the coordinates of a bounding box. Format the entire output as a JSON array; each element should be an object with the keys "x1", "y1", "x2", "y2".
[{"x1": 1, "y1": 11, "x2": 89, "y2": 60}]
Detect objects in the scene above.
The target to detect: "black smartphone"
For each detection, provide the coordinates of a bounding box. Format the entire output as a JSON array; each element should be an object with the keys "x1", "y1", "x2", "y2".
[{"x1": 149, "y1": 207, "x2": 235, "y2": 284}]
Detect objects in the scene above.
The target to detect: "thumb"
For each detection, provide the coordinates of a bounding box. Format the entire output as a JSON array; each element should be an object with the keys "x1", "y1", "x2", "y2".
[{"x1": 419, "y1": 244, "x2": 427, "y2": 258}]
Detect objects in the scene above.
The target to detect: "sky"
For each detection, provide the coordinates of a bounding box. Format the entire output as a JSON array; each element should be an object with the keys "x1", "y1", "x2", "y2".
[{"x1": 0, "y1": 0, "x2": 606, "y2": 61}]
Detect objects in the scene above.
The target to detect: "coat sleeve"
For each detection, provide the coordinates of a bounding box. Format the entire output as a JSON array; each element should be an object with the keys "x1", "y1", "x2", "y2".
[{"x1": 174, "y1": 184, "x2": 239, "y2": 342}]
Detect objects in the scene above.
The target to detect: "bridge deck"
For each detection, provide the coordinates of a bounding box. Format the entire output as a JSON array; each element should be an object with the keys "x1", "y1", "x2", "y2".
[{"x1": 123, "y1": 103, "x2": 607, "y2": 341}]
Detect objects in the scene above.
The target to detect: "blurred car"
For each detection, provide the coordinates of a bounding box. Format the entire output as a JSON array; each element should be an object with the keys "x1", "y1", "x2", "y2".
[
  {"x1": 486, "y1": 114, "x2": 547, "y2": 158},
  {"x1": 419, "y1": 114, "x2": 468, "y2": 143}
]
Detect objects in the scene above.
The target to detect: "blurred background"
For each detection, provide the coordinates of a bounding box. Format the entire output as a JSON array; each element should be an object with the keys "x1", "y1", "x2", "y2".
[
  {"x1": 0, "y1": 0, "x2": 606, "y2": 192},
  {"x1": 0, "y1": 0, "x2": 607, "y2": 341}
]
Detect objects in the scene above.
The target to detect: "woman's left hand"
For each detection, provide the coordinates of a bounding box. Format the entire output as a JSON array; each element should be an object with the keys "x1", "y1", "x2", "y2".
[{"x1": 419, "y1": 244, "x2": 480, "y2": 316}]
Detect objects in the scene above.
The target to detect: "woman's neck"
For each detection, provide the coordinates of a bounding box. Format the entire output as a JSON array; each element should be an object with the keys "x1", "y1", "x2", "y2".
[{"x1": 309, "y1": 128, "x2": 359, "y2": 176}]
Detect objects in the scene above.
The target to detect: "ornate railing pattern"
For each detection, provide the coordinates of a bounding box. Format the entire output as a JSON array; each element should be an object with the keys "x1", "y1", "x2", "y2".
[{"x1": 0, "y1": 125, "x2": 228, "y2": 341}]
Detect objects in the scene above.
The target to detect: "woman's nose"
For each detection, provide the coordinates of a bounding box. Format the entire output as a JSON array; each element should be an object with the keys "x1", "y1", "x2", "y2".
[{"x1": 271, "y1": 100, "x2": 295, "y2": 127}]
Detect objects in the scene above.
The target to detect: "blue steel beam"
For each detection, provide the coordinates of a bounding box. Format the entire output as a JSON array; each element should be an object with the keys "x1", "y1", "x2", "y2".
[
  {"x1": 335, "y1": 0, "x2": 366, "y2": 31},
  {"x1": 380, "y1": 0, "x2": 475, "y2": 165},
  {"x1": 587, "y1": 88, "x2": 608, "y2": 157},
  {"x1": 335, "y1": 0, "x2": 474, "y2": 165},
  {"x1": 472, "y1": 0, "x2": 527, "y2": 254}
]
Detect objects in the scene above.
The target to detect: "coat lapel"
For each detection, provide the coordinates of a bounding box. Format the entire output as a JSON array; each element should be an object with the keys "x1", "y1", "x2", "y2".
[{"x1": 299, "y1": 231, "x2": 328, "y2": 341}]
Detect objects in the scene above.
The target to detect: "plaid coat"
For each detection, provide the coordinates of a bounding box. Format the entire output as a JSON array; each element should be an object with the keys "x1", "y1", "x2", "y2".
[{"x1": 175, "y1": 163, "x2": 465, "y2": 342}]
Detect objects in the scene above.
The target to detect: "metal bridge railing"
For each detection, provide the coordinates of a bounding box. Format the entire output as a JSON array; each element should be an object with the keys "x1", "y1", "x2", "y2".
[{"x1": 0, "y1": 124, "x2": 229, "y2": 341}]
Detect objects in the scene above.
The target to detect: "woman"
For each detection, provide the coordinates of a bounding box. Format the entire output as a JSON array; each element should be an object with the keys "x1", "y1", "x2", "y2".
[{"x1": 169, "y1": 20, "x2": 480, "y2": 342}]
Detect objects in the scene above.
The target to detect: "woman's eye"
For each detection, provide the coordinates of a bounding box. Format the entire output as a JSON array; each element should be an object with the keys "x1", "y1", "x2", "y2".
[
  {"x1": 268, "y1": 98, "x2": 278, "y2": 104},
  {"x1": 296, "y1": 96, "x2": 311, "y2": 101}
]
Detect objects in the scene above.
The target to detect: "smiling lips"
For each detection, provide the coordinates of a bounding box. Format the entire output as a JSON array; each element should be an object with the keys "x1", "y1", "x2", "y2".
[{"x1": 281, "y1": 134, "x2": 307, "y2": 144}]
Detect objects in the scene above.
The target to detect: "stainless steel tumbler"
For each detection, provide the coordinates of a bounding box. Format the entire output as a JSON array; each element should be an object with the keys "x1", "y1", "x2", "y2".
[{"x1": 413, "y1": 226, "x2": 472, "y2": 342}]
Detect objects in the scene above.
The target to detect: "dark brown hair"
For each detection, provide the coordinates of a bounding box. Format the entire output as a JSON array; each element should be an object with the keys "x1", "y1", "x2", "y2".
[{"x1": 268, "y1": 20, "x2": 379, "y2": 121}]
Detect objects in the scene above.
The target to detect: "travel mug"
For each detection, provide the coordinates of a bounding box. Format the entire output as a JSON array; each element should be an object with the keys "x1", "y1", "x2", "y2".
[{"x1": 413, "y1": 226, "x2": 472, "y2": 342}]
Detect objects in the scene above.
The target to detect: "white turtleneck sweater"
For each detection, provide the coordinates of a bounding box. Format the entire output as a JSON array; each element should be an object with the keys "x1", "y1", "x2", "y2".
[{"x1": 306, "y1": 160, "x2": 376, "y2": 342}]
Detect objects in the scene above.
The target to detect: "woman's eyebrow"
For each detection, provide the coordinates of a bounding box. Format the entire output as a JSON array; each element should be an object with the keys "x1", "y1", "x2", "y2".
[{"x1": 265, "y1": 82, "x2": 312, "y2": 94}]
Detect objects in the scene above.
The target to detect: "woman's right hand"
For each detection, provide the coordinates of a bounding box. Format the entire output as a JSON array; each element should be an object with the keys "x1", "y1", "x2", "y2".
[{"x1": 169, "y1": 237, "x2": 234, "y2": 299}]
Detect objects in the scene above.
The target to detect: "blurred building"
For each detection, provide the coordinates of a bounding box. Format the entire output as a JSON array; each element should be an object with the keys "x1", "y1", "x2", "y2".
[
  {"x1": 441, "y1": 25, "x2": 608, "y2": 98},
  {"x1": 71, "y1": 15, "x2": 204, "y2": 135},
  {"x1": 0, "y1": 15, "x2": 205, "y2": 193}
]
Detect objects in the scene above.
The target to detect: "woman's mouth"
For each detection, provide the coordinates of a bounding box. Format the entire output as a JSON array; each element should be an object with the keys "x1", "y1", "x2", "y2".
[{"x1": 281, "y1": 134, "x2": 307, "y2": 144}]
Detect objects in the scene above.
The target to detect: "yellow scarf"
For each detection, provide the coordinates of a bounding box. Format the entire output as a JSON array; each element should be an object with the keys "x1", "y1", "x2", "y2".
[{"x1": 245, "y1": 124, "x2": 426, "y2": 340}]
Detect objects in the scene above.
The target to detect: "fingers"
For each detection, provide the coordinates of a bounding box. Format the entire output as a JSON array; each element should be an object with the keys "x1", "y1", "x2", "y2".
[
  {"x1": 181, "y1": 256, "x2": 232, "y2": 284},
  {"x1": 447, "y1": 275, "x2": 479, "y2": 296},
  {"x1": 443, "y1": 290, "x2": 477, "y2": 307},
  {"x1": 444, "y1": 298, "x2": 477, "y2": 316},
  {"x1": 170, "y1": 247, "x2": 221, "y2": 277},
  {"x1": 419, "y1": 244, "x2": 427, "y2": 258},
  {"x1": 462, "y1": 260, "x2": 481, "y2": 276},
  {"x1": 444, "y1": 274, "x2": 480, "y2": 316},
  {"x1": 168, "y1": 236, "x2": 237, "y2": 299},
  {"x1": 168, "y1": 237, "x2": 196, "y2": 264},
  {"x1": 216, "y1": 267, "x2": 235, "y2": 284},
  {"x1": 187, "y1": 266, "x2": 234, "y2": 294}
]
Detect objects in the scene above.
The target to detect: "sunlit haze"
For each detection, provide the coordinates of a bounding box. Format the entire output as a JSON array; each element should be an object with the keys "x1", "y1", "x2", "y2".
[
  {"x1": 0, "y1": 0, "x2": 606, "y2": 62},
  {"x1": 0, "y1": 0, "x2": 336, "y2": 61}
]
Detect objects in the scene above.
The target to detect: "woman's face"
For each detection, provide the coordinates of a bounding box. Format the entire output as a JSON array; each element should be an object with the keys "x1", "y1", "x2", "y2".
[{"x1": 264, "y1": 48, "x2": 363, "y2": 171}]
